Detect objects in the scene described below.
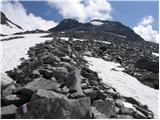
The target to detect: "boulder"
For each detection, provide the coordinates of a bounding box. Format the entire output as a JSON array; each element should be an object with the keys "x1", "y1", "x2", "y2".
[
  {"x1": 119, "y1": 107, "x2": 135, "y2": 115},
  {"x1": 43, "y1": 55, "x2": 61, "y2": 65},
  {"x1": 2, "y1": 94, "x2": 30, "y2": 107},
  {"x1": 61, "y1": 56, "x2": 71, "y2": 63},
  {"x1": 19, "y1": 78, "x2": 60, "y2": 97},
  {"x1": 2, "y1": 84, "x2": 16, "y2": 97},
  {"x1": 38, "y1": 69, "x2": 53, "y2": 79},
  {"x1": 134, "y1": 110, "x2": 147, "y2": 119},
  {"x1": 52, "y1": 67, "x2": 69, "y2": 82},
  {"x1": 31, "y1": 89, "x2": 67, "y2": 100},
  {"x1": 16, "y1": 97, "x2": 91, "y2": 119},
  {"x1": 83, "y1": 51, "x2": 92, "y2": 57},
  {"x1": 1, "y1": 73, "x2": 14, "y2": 90},
  {"x1": 92, "y1": 98, "x2": 115, "y2": 118},
  {"x1": 83, "y1": 88, "x2": 97, "y2": 100},
  {"x1": 56, "y1": 62, "x2": 76, "y2": 72},
  {"x1": 1, "y1": 104, "x2": 17, "y2": 119},
  {"x1": 65, "y1": 69, "x2": 84, "y2": 96}
]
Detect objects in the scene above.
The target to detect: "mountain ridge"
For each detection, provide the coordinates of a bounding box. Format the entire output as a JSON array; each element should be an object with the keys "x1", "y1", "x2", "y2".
[{"x1": 49, "y1": 19, "x2": 144, "y2": 41}]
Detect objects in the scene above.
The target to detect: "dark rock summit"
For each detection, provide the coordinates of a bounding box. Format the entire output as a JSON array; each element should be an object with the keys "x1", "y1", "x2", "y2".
[{"x1": 49, "y1": 19, "x2": 144, "y2": 41}]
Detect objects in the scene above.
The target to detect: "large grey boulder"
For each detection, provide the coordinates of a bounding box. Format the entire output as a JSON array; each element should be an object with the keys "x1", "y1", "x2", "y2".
[
  {"x1": 19, "y1": 78, "x2": 60, "y2": 97},
  {"x1": 65, "y1": 69, "x2": 84, "y2": 98},
  {"x1": 31, "y1": 89, "x2": 67, "y2": 100},
  {"x1": 92, "y1": 98, "x2": 115, "y2": 118},
  {"x1": 52, "y1": 67, "x2": 69, "y2": 82},
  {"x1": 16, "y1": 97, "x2": 91, "y2": 119},
  {"x1": 1, "y1": 73, "x2": 14, "y2": 90},
  {"x1": 1, "y1": 104, "x2": 17, "y2": 119},
  {"x1": 2, "y1": 84, "x2": 16, "y2": 97}
]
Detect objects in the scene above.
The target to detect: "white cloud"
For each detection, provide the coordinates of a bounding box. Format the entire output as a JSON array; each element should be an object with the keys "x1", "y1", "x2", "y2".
[
  {"x1": 139, "y1": 16, "x2": 154, "y2": 26},
  {"x1": 1, "y1": 1, "x2": 58, "y2": 30},
  {"x1": 47, "y1": 0, "x2": 112, "y2": 22},
  {"x1": 133, "y1": 16, "x2": 159, "y2": 43}
]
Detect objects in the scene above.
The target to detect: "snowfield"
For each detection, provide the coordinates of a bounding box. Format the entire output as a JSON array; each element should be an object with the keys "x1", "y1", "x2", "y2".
[
  {"x1": 1, "y1": 33, "x2": 52, "y2": 73},
  {"x1": 84, "y1": 56, "x2": 159, "y2": 119}
]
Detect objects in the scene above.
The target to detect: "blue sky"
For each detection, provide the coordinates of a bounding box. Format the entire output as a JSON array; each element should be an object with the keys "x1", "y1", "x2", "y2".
[{"x1": 19, "y1": 0, "x2": 159, "y2": 31}]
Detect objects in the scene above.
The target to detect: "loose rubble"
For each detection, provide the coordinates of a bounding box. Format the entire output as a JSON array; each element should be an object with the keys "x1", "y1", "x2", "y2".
[{"x1": 1, "y1": 37, "x2": 156, "y2": 119}]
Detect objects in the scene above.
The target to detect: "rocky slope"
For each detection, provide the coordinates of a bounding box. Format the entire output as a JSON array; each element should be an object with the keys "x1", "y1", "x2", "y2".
[
  {"x1": 1, "y1": 37, "x2": 155, "y2": 119},
  {"x1": 44, "y1": 31, "x2": 159, "y2": 89}
]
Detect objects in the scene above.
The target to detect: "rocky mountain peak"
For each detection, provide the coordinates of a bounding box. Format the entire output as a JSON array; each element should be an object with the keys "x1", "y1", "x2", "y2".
[{"x1": 49, "y1": 18, "x2": 144, "y2": 41}]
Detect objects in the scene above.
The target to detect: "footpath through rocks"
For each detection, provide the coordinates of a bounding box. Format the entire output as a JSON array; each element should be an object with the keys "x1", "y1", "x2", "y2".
[{"x1": 1, "y1": 37, "x2": 154, "y2": 119}]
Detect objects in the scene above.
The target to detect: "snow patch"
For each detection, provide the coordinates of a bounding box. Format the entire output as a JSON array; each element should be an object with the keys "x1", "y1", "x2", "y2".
[
  {"x1": 90, "y1": 21, "x2": 103, "y2": 25},
  {"x1": 60, "y1": 37, "x2": 111, "y2": 44},
  {"x1": 1, "y1": 33, "x2": 52, "y2": 73},
  {"x1": 84, "y1": 56, "x2": 159, "y2": 118},
  {"x1": 152, "y1": 52, "x2": 159, "y2": 57}
]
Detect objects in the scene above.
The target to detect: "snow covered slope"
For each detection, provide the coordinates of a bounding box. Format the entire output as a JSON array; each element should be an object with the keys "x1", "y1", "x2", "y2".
[
  {"x1": 1, "y1": 24, "x2": 23, "y2": 35},
  {"x1": 84, "y1": 56, "x2": 159, "y2": 118},
  {"x1": 0, "y1": 11, "x2": 23, "y2": 35},
  {"x1": 1, "y1": 33, "x2": 52, "y2": 73}
]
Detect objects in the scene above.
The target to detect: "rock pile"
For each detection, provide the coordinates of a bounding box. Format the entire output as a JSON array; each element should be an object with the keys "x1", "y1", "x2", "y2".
[
  {"x1": 1, "y1": 37, "x2": 154, "y2": 119},
  {"x1": 45, "y1": 31, "x2": 159, "y2": 89}
]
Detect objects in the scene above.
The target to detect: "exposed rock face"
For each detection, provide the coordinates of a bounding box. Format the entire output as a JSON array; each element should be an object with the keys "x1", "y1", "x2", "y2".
[
  {"x1": 2, "y1": 37, "x2": 155, "y2": 119},
  {"x1": 16, "y1": 97, "x2": 91, "y2": 119}
]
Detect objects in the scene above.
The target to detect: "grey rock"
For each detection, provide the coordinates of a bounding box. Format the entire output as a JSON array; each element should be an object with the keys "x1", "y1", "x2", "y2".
[
  {"x1": 83, "y1": 88, "x2": 97, "y2": 100},
  {"x1": 92, "y1": 98, "x2": 115, "y2": 118},
  {"x1": 38, "y1": 69, "x2": 53, "y2": 79},
  {"x1": 56, "y1": 62, "x2": 76, "y2": 72},
  {"x1": 1, "y1": 104, "x2": 17, "y2": 119},
  {"x1": 83, "y1": 51, "x2": 92, "y2": 57},
  {"x1": 1, "y1": 73, "x2": 14, "y2": 90},
  {"x1": 61, "y1": 56, "x2": 71, "y2": 63},
  {"x1": 134, "y1": 110, "x2": 147, "y2": 119},
  {"x1": 31, "y1": 89, "x2": 66, "y2": 100},
  {"x1": 52, "y1": 67, "x2": 69, "y2": 82},
  {"x1": 2, "y1": 84, "x2": 16, "y2": 97},
  {"x1": 19, "y1": 78, "x2": 60, "y2": 96},
  {"x1": 119, "y1": 107, "x2": 135, "y2": 115},
  {"x1": 65, "y1": 69, "x2": 84, "y2": 96},
  {"x1": 16, "y1": 97, "x2": 91, "y2": 119},
  {"x1": 2, "y1": 94, "x2": 29, "y2": 107}
]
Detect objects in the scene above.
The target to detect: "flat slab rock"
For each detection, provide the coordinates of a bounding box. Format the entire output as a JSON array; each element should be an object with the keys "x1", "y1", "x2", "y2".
[
  {"x1": 19, "y1": 78, "x2": 60, "y2": 96},
  {"x1": 1, "y1": 104, "x2": 17, "y2": 119},
  {"x1": 16, "y1": 97, "x2": 91, "y2": 119}
]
